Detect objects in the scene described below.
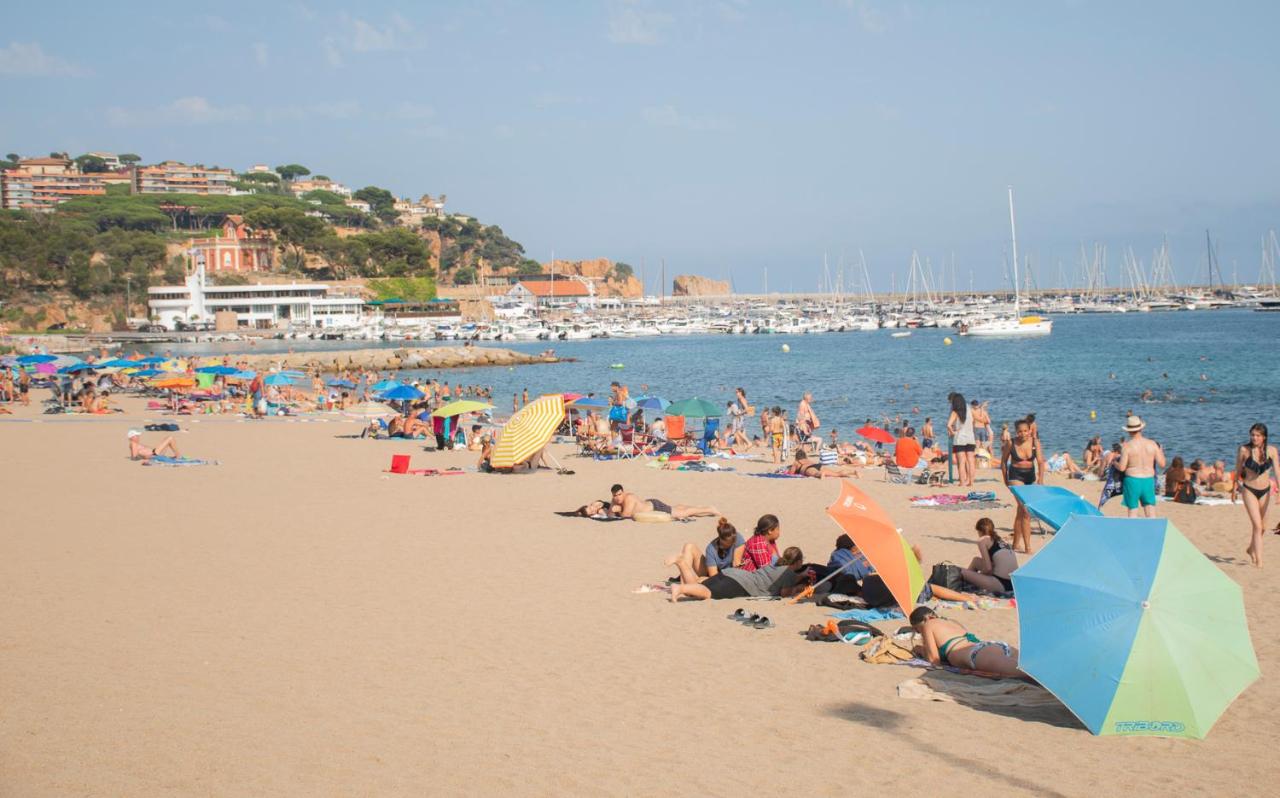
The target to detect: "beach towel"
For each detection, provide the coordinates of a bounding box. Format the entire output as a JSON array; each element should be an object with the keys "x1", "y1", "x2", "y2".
[
  {"x1": 144, "y1": 456, "x2": 216, "y2": 467},
  {"x1": 830, "y1": 607, "x2": 905, "y2": 623},
  {"x1": 1099, "y1": 464, "x2": 1124, "y2": 507},
  {"x1": 746, "y1": 472, "x2": 807, "y2": 479},
  {"x1": 860, "y1": 638, "x2": 925, "y2": 665},
  {"x1": 909, "y1": 493, "x2": 1009, "y2": 511},
  {"x1": 897, "y1": 671, "x2": 1076, "y2": 725},
  {"x1": 1158, "y1": 495, "x2": 1235, "y2": 507}
]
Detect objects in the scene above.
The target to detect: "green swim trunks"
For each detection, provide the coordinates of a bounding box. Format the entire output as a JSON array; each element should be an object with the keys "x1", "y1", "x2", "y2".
[{"x1": 1122, "y1": 475, "x2": 1157, "y2": 509}]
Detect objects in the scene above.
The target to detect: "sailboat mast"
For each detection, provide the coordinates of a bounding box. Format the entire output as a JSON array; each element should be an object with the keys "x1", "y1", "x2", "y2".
[{"x1": 1008, "y1": 186, "x2": 1021, "y2": 316}]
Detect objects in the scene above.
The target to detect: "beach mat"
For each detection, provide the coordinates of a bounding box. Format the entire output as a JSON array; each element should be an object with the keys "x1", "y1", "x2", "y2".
[
  {"x1": 144, "y1": 456, "x2": 216, "y2": 467},
  {"x1": 897, "y1": 670, "x2": 1077, "y2": 725}
]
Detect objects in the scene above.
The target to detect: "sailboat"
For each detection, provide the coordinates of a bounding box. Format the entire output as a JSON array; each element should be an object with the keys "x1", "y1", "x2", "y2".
[{"x1": 964, "y1": 187, "x2": 1053, "y2": 337}]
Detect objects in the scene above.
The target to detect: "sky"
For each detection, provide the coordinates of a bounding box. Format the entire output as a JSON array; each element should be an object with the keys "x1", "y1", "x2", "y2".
[{"x1": 2, "y1": 0, "x2": 1278, "y2": 294}]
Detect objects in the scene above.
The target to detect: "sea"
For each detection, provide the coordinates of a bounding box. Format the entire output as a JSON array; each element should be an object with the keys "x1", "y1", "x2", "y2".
[{"x1": 136, "y1": 310, "x2": 1280, "y2": 463}]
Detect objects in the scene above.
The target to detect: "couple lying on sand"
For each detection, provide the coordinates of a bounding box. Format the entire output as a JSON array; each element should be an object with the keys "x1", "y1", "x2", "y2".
[{"x1": 569, "y1": 484, "x2": 719, "y2": 520}]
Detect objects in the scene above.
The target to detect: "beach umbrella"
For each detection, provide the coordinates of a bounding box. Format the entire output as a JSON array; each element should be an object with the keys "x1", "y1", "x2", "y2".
[
  {"x1": 433, "y1": 399, "x2": 494, "y2": 418},
  {"x1": 263, "y1": 373, "x2": 298, "y2": 386},
  {"x1": 151, "y1": 376, "x2": 196, "y2": 389},
  {"x1": 16, "y1": 354, "x2": 57, "y2": 365},
  {"x1": 825, "y1": 480, "x2": 924, "y2": 616},
  {"x1": 665, "y1": 397, "x2": 722, "y2": 418},
  {"x1": 58, "y1": 363, "x2": 95, "y2": 374},
  {"x1": 99, "y1": 358, "x2": 142, "y2": 368},
  {"x1": 34, "y1": 362, "x2": 58, "y2": 374},
  {"x1": 491, "y1": 394, "x2": 564, "y2": 469},
  {"x1": 231, "y1": 370, "x2": 256, "y2": 380},
  {"x1": 562, "y1": 392, "x2": 585, "y2": 403},
  {"x1": 1009, "y1": 485, "x2": 1104, "y2": 531},
  {"x1": 327, "y1": 378, "x2": 357, "y2": 388},
  {"x1": 1013, "y1": 516, "x2": 1259, "y2": 739},
  {"x1": 855, "y1": 425, "x2": 896, "y2": 445},
  {"x1": 196, "y1": 365, "x2": 240, "y2": 376},
  {"x1": 569, "y1": 396, "x2": 609, "y2": 408},
  {"x1": 137, "y1": 356, "x2": 168, "y2": 365},
  {"x1": 379, "y1": 384, "x2": 425, "y2": 402},
  {"x1": 371, "y1": 379, "x2": 401, "y2": 392},
  {"x1": 130, "y1": 368, "x2": 163, "y2": 378},
  {"x1": 633, "y1": 395, "x2": 670, "y2": 411},
  {"x1": 343, "y1": 401, "x2": 399, "y2": 419}
]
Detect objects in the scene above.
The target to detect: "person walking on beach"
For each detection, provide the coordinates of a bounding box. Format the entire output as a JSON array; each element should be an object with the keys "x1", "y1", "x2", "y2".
[
  {"x1": 1118, "y1": 415, "x2": 1165, "y2": 518},
  {"x1": 1002, "y1": 418, "x2": 1045, "y2": 553},
  {"x1": 947, "y1": 392, "x2": 977, "y2": 487},
  {"x1": 1233, "y1": 423, "x2": 1277, "y2": 567},
  {"x1": 971, "y1": 400, "x2": 992, "y2": 454},
  {"x1": 797, "y1": 392, "x2": 820, "y2": 449},
  {"x1": 921, "y1": 417, "x2": 934, "y2": 449},
  {"x1": 769, "y1": 407, "x2": 787, "y2": 464}
]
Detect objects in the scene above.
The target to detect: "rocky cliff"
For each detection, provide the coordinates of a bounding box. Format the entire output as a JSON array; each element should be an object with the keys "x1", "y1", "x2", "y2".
[
  {"x1": 540, "y1": 258, "x2": 642, "y2": 298},
  {"x1": 672, "y1": 275, "x2": 730, "y2": 296}
]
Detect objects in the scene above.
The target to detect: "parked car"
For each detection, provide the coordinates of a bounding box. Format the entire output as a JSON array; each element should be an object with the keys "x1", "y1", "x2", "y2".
[{"x1": 141, "y1": 323, "x2": 168, "y2": 333}]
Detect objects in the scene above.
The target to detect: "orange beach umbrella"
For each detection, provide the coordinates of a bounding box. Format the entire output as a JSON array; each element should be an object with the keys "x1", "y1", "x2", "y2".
[
  {"x1": 825, "y1": 480, "x2": 925, "y2": 616},
  {"x1": 490, "y1": 394, "x2": 565, "y2": 469}
]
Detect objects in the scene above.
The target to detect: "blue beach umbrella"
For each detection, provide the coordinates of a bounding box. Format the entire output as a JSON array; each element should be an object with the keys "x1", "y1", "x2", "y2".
[
  {"x1": 58, "y1": 363, "x2": 95, "y2": 374},
  {"x1": 371, "y1": 379, "x2": 400, "y2": 392},
  {"x1": 632, "y1": 395, "x2": 670, "y2": 411},
  {"x1": 130, "y1": 369, "x2": 163, "y2": 378},
  {"x1": 232, "y1": 370, "x2": 256, "y2": 380},
  {"x1": 263, "y1": 373, "x2": 297, "y2": 386},
  {"x1": 137, "y1": 356, "x2": 168, "y2": 365},
  {"x1": 379, "y1": 384, "x2": 425, "y2": 402},
  {"x1": 327, "y1": 378, "x2": 357, "y2": 389},
  {"x1": 1013, "y1": 516, "x2": 1259, "y2": 739},
  {"x1": 99, "y1": 358, "x2": 142, "y2": 368},
  {"x1": 196, "y1": 365, "x2": 240, "y2": 376},
  {"x1": 16, "y1": 354, "x2": 57, "y2": 365},
  {"x1": 569, "y1": 396, "x2": 609, "y2": 408},
  {"x1": 1009, "y1": 485, "x2": 1104, "y2": 531}
]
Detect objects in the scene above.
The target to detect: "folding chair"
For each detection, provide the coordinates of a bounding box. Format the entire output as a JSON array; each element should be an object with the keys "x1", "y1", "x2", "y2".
[
  {"x1": 697, "y1": 417, "x2": 721, "y2": 454},
  {"x1": 883, "y1": 462, "x2": 915, "y2": 484},
  {"x1": 664, "y1": 415, "x2": 689, "y2": 450}
]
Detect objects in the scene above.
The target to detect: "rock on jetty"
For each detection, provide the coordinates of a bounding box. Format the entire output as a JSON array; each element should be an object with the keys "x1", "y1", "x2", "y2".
[{"x1": 236, "y1": 346, "x2": 560, "y2": 373}]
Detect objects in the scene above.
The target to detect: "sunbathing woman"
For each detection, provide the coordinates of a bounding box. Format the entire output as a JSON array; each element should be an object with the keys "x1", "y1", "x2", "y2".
[
  {"x1": 127, "y1": 429, "x2": 181, "y2": 462},
  {"x1": 609, "y1": 484, "x2": 720, "y2": 520},
  {"x1": 668, "y1": 545, "x2": 812, "y2": 602},
  {"x1": 665, "y1": 518, "x2": 746, "y2": 578},
  {"x1": 960, "y1": 517, "x2": 1018, "y2": 595},
  {"x1": 785, "y1": 450, "x2": 862, "y2": 479},
  {"x1": 1233, "y1": 422, "x2": 1278, "y2": 568},
  {"x1": 568, "y1": 499, "x2": 616, "y2": 518},
  {"x1": 909, "y1": 607, "x2": 1022, "y2": 677}
]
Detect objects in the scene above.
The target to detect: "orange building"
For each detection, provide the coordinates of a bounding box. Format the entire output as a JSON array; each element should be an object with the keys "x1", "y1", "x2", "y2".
[
  {"x1": 188, "y1": 215, "x2": 274, "y2": 273},
  {"x1": 134, "y1": 161, "x2": 234, "y2": 195},
  {"x1": 1, "y1": 157, "x2": 109, "y2": 211}
]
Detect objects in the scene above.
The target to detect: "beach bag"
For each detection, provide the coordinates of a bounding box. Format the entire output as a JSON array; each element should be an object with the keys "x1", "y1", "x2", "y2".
[
  {"x1": 1173, "y1": 480, "x2": 1198, "y2": 504},
  {"x1": 929, "y1": 562, "x2": 965, "y2": 592},
  {"x1": 859, "y1": 575, "x2": 895, "y2": 608},
  {"x1": 608, "y1": 405, "x2": 627, "y2": 422},
  {"x1": 860, "y1": 637, "x2": 917, "y2": 664}
]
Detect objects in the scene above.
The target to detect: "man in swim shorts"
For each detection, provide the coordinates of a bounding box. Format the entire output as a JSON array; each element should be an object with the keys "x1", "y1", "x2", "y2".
[{"x1": 1118, "y1": 414, "x2": 1165, "y2": 518}]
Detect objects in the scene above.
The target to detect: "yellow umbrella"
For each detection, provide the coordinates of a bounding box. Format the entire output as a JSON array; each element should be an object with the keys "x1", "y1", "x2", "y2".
[
  {"x1": 490, "y1": 394, "x2": 564, "y2": 469},
  {"x1": 432, "y1": 399, "x2": 494, "y2": 418}
]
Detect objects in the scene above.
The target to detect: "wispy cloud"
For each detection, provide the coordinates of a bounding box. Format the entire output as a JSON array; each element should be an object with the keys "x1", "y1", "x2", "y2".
[
  {"x1": 200, "y1": 15, "x2": 233, "y2": 33},
  {"x1": 252, "y1": 42, "x2": 269, "y2": 67},
  {"x1": 106, "y1": 96, "x2": 360, "y2": 127},
  {"x1": 608, "y1": 1, "x2": 673, "y2": 45},
  {"x1": 323, "y1": 13, "x2": 420, "y2": 66},
  {"x1": 0, "y1": 41, "x2": 87, "y2": 77},
  {"x1": 642, "y1": 104, "x2": 729, "y2": 131}
]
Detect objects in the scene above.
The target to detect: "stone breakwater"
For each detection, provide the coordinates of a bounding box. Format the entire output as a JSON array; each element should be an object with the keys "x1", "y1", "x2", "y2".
[{"x1": 236, "y1": 347, "x2": 562, "y2": 373}]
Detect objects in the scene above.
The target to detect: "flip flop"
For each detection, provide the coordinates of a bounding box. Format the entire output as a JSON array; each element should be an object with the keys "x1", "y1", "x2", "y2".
[
  {"x1": 727, "y1": 608, "x2": 750, "y2": 622},
  {"x1": 751, "y1": 616, "x2": 774, "y2": 629}
]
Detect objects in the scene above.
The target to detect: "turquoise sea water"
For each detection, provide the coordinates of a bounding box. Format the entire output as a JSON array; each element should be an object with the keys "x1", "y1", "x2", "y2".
[{"x1": 143, "y1": 310, "x2": 1279, "y2": 463}]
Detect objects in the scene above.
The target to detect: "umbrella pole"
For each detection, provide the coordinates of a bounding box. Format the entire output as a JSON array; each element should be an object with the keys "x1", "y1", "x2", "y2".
[
  {"x1": 947, "y1": 434, "x2": 954, "y2": 484},
  {"x1": 789, "y1": 556, "x2": 860, "y2": 604}
]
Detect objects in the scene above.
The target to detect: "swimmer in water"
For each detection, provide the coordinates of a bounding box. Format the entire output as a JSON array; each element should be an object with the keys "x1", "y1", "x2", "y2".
[{"x1": 1140, "y1": 389, "x2": 1155, "y2": 402}]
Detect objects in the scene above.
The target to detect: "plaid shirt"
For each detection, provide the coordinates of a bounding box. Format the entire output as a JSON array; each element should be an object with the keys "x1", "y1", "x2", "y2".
[{"x1": 740, "y1": 535, "x2": 779, "y2": 572}]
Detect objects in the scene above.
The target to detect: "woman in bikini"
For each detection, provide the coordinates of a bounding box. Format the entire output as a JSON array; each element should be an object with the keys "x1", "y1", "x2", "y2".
[
  {"x1": 1233, "y1": 423, "x2": 1278, "y2": 567},
  {"x1": 960, "y1": 517, "x2": 1018, "y2": 595},
  {"x1": 1002, "y1": 418, "x2": 1045, "y2": 554},
  {"x1": 910, "y1": 607, "x2": 1022, "y2": 677}
]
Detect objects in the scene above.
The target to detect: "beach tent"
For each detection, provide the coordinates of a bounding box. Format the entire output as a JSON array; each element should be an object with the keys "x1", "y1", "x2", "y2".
[
  {"x1": 1013, "y1": 516, "x2": 1259, "y2": 739},
  {"x1": 1009, "y1": 485, "x2": 1103, "y2": 531},
  {"x1": 491, "y1": 394, "x2": 564, "y2": 469},
  {"x1": 825, "y1": 480, "x2": 924, "y2": 616}
]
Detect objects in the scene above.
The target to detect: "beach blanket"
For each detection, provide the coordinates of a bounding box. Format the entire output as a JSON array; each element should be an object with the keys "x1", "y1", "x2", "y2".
[
  {"x1": 1159, "y1": 495, "x2": 1234, "y2": 507},
  {"x1": 830, "y1": 607, "x2": 905, "y2": 623},
  {"x1": 144, "y1": 456, "x2": 216, "y2": 467},
  {"x1": 1099, "y1": 464, "x2": 1124, "y2": 507},
  {"x1": 910, "y1": 493, "x2": 1008, "y2": 510},
  {"x1": 897, "y1": 671, "x2": 1075, "y2": 724},
  {"x1": 746, "y1": 472, "x2": 808, "y2": 479}
]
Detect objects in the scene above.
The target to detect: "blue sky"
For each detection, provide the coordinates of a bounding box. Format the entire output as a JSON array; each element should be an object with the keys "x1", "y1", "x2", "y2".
[{"x1": 2, "y1": 1, "x2": 1278, "y2": 293}]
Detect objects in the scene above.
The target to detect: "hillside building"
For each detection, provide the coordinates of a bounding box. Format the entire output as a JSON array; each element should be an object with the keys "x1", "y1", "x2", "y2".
[
  {"x1": 133, "y1": 161, "x2": 234, "y2": 195},
  {"x1": 186, "y1": 215, "x2": 274, "y2": 273}
]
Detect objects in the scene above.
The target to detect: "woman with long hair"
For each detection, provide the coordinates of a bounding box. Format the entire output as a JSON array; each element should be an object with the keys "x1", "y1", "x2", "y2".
[
  {"x1": 1234, "y1": 423, "x2": 1278, "y2": 567},
  {"x1": 1001, "y1": 418, "x2": 1044, "y2": 553},
  {"x1": 947, "y1": 392, "x2": 976, "y2": 487},
  {"x1": 664, "y1": 518, "x2": 746, "y2": 578},
  {"x1": 960, "y1": 517, "x2": 1018, "y2": 594}
]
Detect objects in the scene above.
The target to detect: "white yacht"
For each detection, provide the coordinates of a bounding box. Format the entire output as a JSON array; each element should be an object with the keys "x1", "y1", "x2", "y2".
[{"x1": 964, "y1": 188, "x2": 1053, "y2": 338}]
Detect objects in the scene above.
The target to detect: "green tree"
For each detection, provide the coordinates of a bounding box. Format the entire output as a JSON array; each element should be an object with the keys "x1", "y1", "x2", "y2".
[
  {"x1": 517, "y1": 258, "x2": 542, "y2": 276},
  {"x1": 301, "y1": 189, "x2": 346, "y2": 205},
  {"x1": 118, "y1": 153, "x2": 141, "y2": 165},
  {"x1": 74, "y1": 154, "x2": 110, "y2": 173},
  {"x1": 275, "y1": 163, "x2": 311, "y2": 181},
  {"x1": 354, "y1": 186, "x2": 398, "y2": 224},
  {"x1": 4, "y1": 152, "x2": 18, "y2": 163},
  {"x1": 453, "y1": 265, "x2": 478, "y2": 285},
  {"x1": 612, "y1": 261, "x2": 635, "y2": 280},
  {"x1": 240, "y1": 171, "x2": 281, "y2": 184}
]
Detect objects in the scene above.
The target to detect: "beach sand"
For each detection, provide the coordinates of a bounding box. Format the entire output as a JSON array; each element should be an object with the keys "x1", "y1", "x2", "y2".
[{"x1": 1, "y1": 396, "x2": 1277, "y2": 796}]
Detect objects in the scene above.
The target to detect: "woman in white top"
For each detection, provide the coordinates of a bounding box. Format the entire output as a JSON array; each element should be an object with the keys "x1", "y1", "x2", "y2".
[{"x1": 947, "y1": 392, "x2": 977, "y2": 487}]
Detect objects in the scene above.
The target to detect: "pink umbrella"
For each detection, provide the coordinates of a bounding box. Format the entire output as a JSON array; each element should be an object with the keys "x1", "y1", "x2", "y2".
[{"x1": 35, "y1": 362, "x2": 57, "y2": 374}]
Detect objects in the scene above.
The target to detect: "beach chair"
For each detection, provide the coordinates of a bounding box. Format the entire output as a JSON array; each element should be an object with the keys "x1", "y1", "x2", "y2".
[
  {"x1": 664, "y1": 415, "x2": 689, "y2": 450},
  {"x1": 697, "y1": 418, "x2": 721, "y2": 454},
  {"x1": 618, "y1": 425, "x2": 646, "y2": 460},
  {"x1": 883, "y1": 461, "x2": 917, "y2": 484}
]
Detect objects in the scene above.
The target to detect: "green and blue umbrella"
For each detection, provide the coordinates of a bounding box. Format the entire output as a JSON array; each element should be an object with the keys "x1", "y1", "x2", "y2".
[
  {"x1": 1013, "y1": 516, "x2": 1259, "y2": 739},
  {"x1": 1009, "y1": 485, "x2": 1103, "y2": 531},
  {"x1": 263, "y1": 373, "x2": 297, "y2": 386}
]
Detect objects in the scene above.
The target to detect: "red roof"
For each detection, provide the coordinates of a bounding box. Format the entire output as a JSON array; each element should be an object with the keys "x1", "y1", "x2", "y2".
[{"x1": 518, "y1": 280, "x2": 590, "y2": 297}]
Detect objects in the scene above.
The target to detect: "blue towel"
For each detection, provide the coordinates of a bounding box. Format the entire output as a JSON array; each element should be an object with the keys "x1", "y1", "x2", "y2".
[
  {"x1": 829, "y1": 607, "x2": 905, "y2": 622},
  {"x1": 747, "y1": 472, "x2": 806, "y2": 479},
  {"x1": 146, "y1": 456, "x2": 215, "y2": 466}
]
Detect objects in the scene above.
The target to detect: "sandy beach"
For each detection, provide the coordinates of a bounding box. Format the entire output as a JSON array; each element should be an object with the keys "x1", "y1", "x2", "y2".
[{"x1": 1, "y1": 394, "x2": 1277, "y2": 797}]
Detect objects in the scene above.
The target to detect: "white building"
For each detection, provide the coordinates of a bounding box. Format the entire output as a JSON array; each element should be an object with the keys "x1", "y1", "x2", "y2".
[{"x1": 148, "y1": 263, "x2": 364, "y2": 330}]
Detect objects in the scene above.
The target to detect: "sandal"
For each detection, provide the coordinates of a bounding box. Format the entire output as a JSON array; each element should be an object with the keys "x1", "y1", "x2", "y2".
[
  {"x1": 727, "y1": 608, "x2": 749, "y2": 622},
  {"x1": 751, "y1": 616, "x2": 774, "y2": 629}
]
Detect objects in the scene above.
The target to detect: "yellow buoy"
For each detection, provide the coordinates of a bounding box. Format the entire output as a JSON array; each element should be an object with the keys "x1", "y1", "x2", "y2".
[
  {"x1": 781, "y1": 344, "x2": 790, "y2": 353},
  {"x1": 1090, "y1": 410, "x2": 1097, "y2": 420},
  {"x1": 943, "y1": 337, "x2": 953, "y2": 345}
]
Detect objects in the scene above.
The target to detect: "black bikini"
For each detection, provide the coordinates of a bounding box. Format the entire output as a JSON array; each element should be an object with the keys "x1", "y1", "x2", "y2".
[
  {"x1": 1240, "y1": 448, "x2": 1273, "y2": 501},
  {"x1": 1008, "y1": 442, "x2": 1038, "y2": 484}
]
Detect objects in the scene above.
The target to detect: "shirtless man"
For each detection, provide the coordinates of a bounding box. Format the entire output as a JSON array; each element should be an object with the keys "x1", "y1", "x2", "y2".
[
  {"x1": 1118, "y1": 415, "x2": 1166, "y2": 518},
  {"x1": 127, "y1": 429, "x2": 181, "y2": 461},
  {"x1": 796, "y1": 393, "x2": 820, "y2": 446},
  {"x1": 608, "y1": 483, "x2": 719, "y2": 520}
]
